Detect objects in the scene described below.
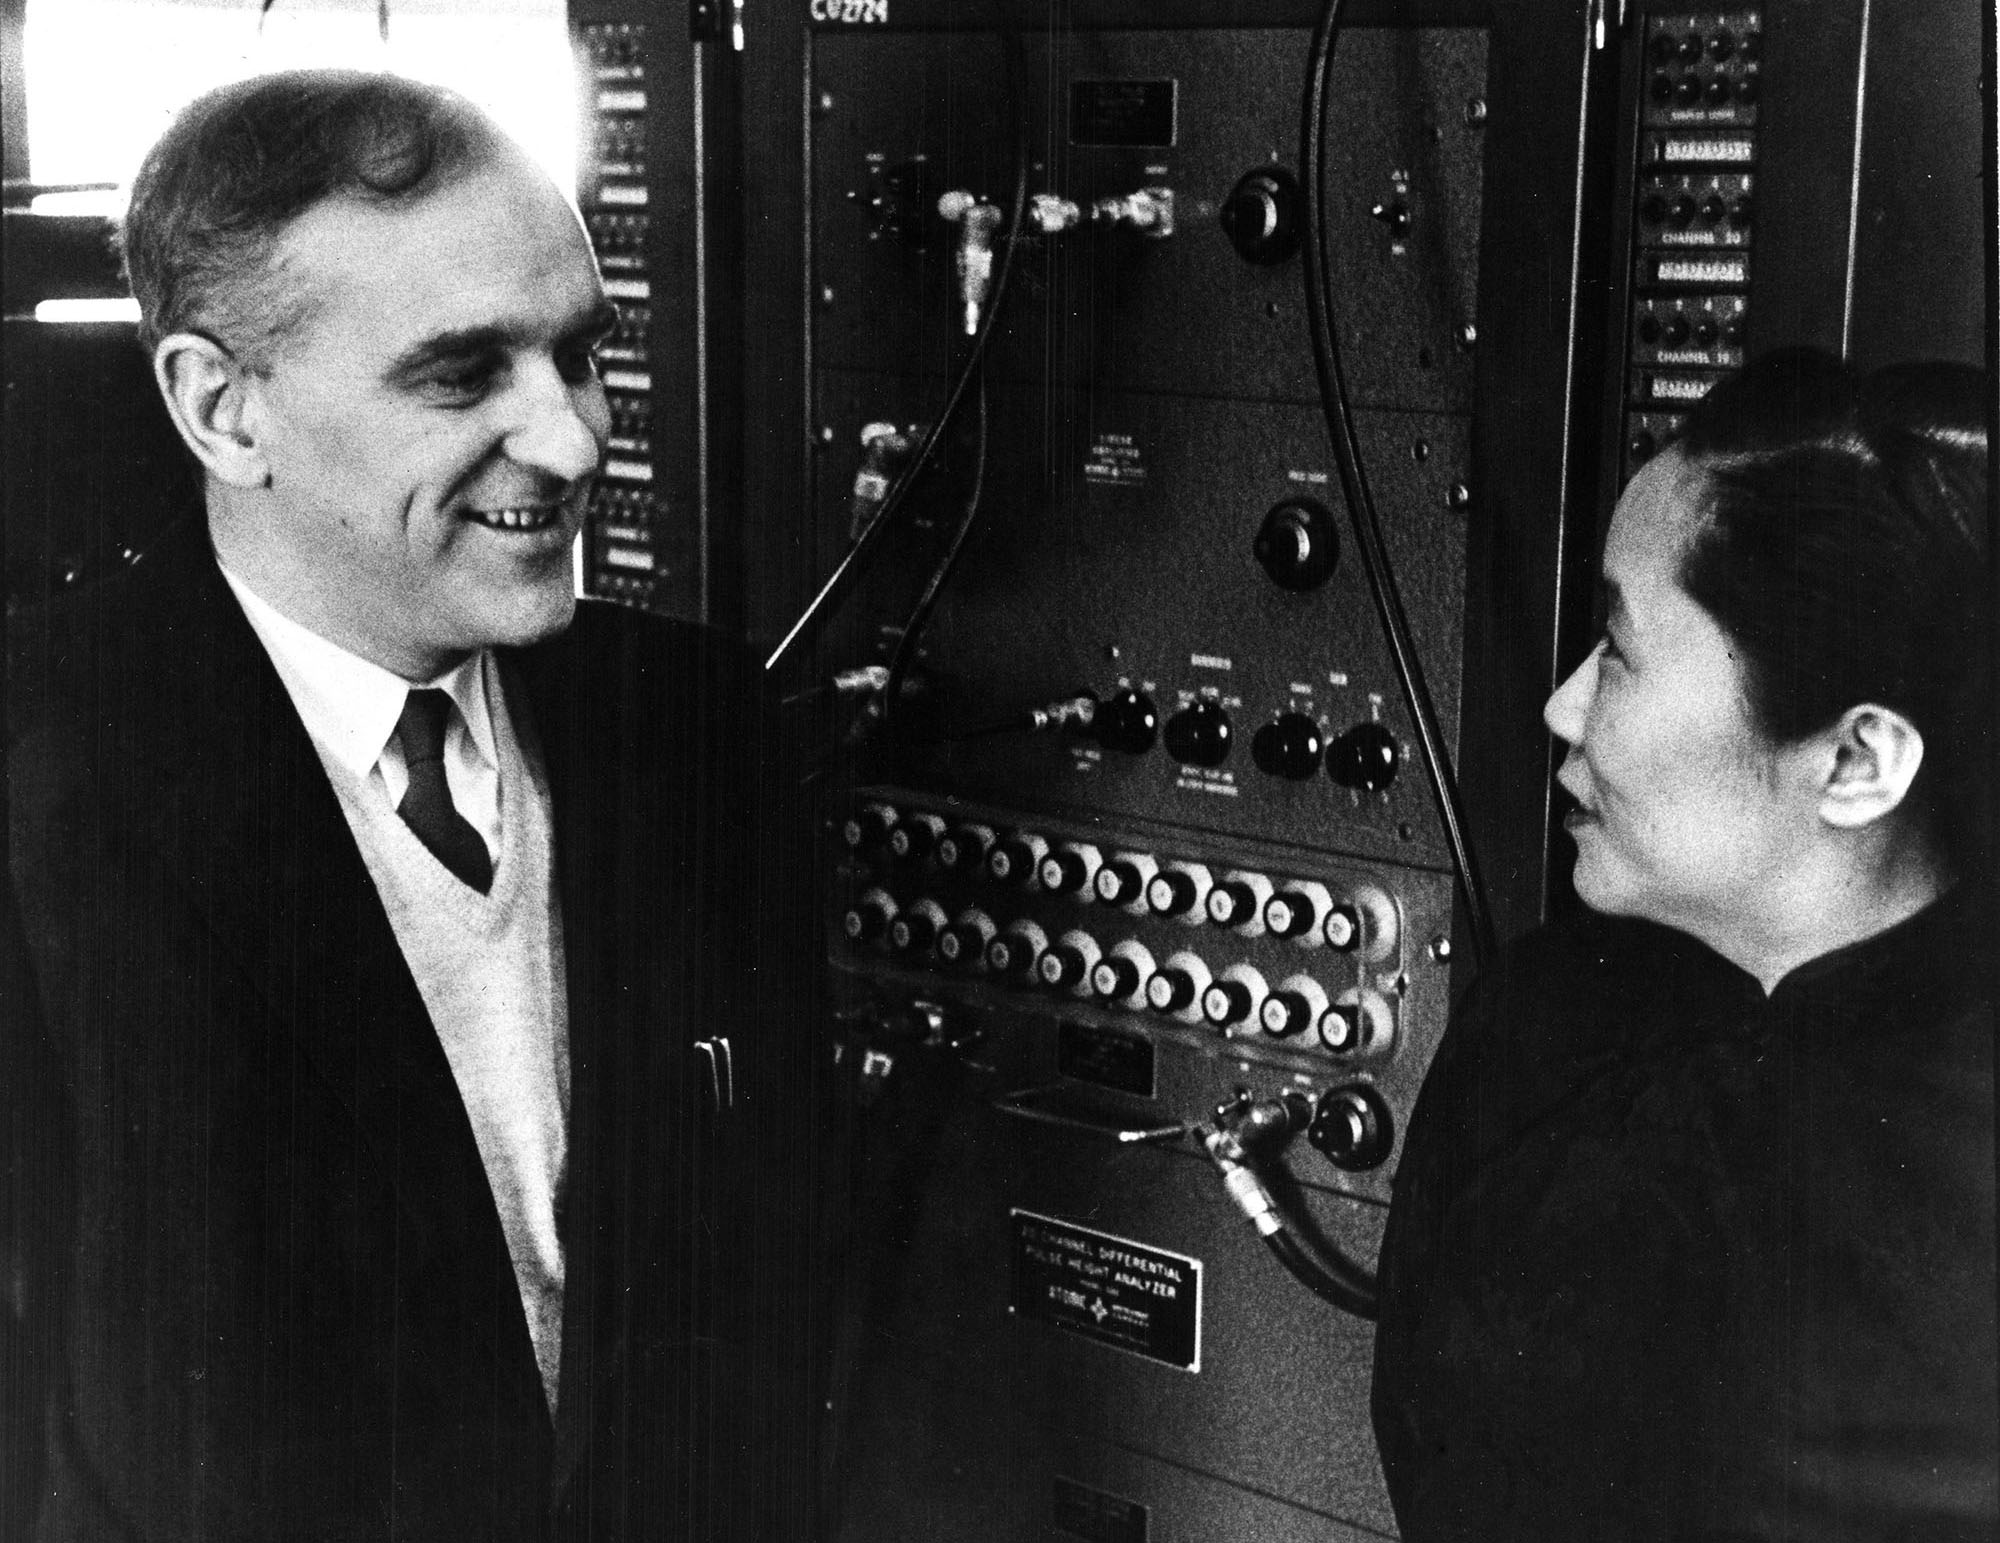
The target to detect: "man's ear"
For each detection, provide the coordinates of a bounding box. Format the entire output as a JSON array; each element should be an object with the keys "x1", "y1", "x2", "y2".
[
  {"x1": 153, "y1": 332, "x2": 269, "y2": 489},
  {"x1": 1817, "y1": 703, "x2": 1926, "y2": 830}
]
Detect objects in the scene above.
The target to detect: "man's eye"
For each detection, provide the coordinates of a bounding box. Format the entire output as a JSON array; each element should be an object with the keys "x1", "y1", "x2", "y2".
[{"x1": 425, "y1": 360, "x2": 498, "y2": 402}]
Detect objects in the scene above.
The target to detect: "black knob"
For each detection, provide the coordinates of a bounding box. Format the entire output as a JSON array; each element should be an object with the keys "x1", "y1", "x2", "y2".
[
  {"x1": 1628, "y1": 429, "x2": 1658, "y2": 464},
  {"x1": 1254, "y1": 499, "x2": 1340, "y2": 591},
  {"x1": 1328, "y1": 722, "x2": 1400, "y2": 792},
  {"x1": 1201, "y1": 978, "x2": 1255, "y2": 1028},
  {"x1": 1252, "y1": 713, "x2": 1325, "y2": 780},
  {"x1": 937, "y1": 919, "x2": 990, "y2": 967},
  {"x1": 1146, "y1": 869, "x2": 1203, "y2": 919},
  {"x1": 1668, "y1": 194, "x2": 1697, "y2": 229},
  {"x1": 1163, "y1": 701, "x2": 1233, "y2": 768},
  {"x1": 985, "y1": 929, "x2": 1042, "y2": 979},
  {"x1": 1709, "y1": 30, "x2": 1735, "y2": 60},
  {"x1": 1318, "y1": 1004, "x2": 1363, "y2": 1053},
  {"x1": 1308, "y1": 1085, "x2": 1394, "y2": 1170},
  {"x1": 1741, "y1": 30, "x2": 1762, "y2": 61},
  {"x1": 987, "y1": 837, "x2": 1040, "y2": 886},
  {"x1": 1146, "y1": 966, "x2": 1199, "y2": 1014},
  {"x1": 888, "y1": 817, "x2": 940, "y2": 862},
  {"x1": 843, "y1": 891, "x2": 896, "y2": 944},
  {"x1": 1095, "y1": 688, "x2": 1159, "y2": 754},
  {"x1": 1729, "y1": 194, "x2": 1753, "y2": 229},
  {"x1": 1676, "y1": 33, "x2": 1702, "y2": 63},
  {"x1": 889, "y1": 907, "x2": 940, "y2": 952},
  {"x1": 1040, "y1": 848, "x2": 1094, "y2": 896},
  {"x1": 1220, "y1": 167, "x2": 1304, "y2": 264},
  {"x1": 936, "y1": 825, "x2": 993, "y2": 872},
  {"x1": 1649, "y1": 72, "x2": 1674, "y2": 104},
  {"x1": 1704, "y1": 78, "x2": 1730, "y2": 107},
  {"x1": 1637, "y1": 313, "x2": 1662, "y2": 343},
  {"x1": 1038, "y1": 942, "x2": 1093, "y2": 991},
  {"x1": 1094, "y1": 859, "x2": 1147, "y2": 906},
  {"x1": 841, "y1": 804, "x2": 896, "y2": 853},
  {"x1": 1721, "y1": 318, "x2": 1747, "y2": 348},
  {"x1": 1639, "y1": 194, "x2": 1666, "y2": 228},
  {"x1": 1091, "y1": 954, "x2": 1144, "y2": 1001},
  {"x1": 1264, "y1": 889, "x2": 1318, "y2": 939},
  {"x1": 1260, "y1": 989, "x2": 1315, "y2": 1038},
  {"x1": 1736, "y1": 73, "x2": 1759, "y2": 105},
  {"x1": 1693, "y1": 317, "x2": 1718, "y2": 346},
  {"x1": 1674, "y1": 76, "x2": 1702, "y2": 107},
  {"x1": 1322, "y1": 903, "x2": 1362, "y2": 951},
  {"x1": 1699, "y1": 194, "x2": 1726, "y2": 225},
  {"x1": 1663, "y1": 315, "x2": 1691, "y2": 346},
  {"x1": 1649, "y1": 32, "x2": 1679, "y2": 63},
  {"x1": 1205, "y1": 879, "x2": 1261, "y2": 929}
]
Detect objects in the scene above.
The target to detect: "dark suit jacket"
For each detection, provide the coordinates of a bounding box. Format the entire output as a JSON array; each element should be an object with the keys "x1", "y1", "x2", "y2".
[{"x1": 6, "y1": 515, "x2": 795, "y2": 1540}]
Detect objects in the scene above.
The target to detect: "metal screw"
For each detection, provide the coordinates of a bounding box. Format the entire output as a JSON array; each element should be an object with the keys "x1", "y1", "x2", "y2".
[
  {"x1": 1429, "y1": 933, "x2": 1452, "y2": 962},
  {"x1": 1456, "y1": 321, "x2": 1478, "y2": 350},
  {"x1": 1464, "y1": 97, "x2": 1489, "y2": 126},
  {"x1": 1446, "y1": 482, "x2": 1472, "y2": 511},
  {"x1": 816, "y1": 90, "x2": 836, "y2": 115}
]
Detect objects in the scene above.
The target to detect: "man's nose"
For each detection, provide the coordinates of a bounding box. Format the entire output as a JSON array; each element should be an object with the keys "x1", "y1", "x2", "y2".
[
  {"x1": 504, "y1": 365, "x2": 605, "y2": 482},
  {"x1": 1543, "y1": 649, "x2": 1595, "y2": 745}
]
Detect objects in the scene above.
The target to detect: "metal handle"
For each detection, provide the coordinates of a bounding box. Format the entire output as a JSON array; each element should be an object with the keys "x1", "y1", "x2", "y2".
[{"x1": 991, "y1": 1085, "x2": 1193, "y2": 1145}]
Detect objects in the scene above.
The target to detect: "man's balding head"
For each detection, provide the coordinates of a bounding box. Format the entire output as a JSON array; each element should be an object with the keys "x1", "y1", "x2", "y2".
[{"x1": 120, "y1": 70, "x2": 513, "y2": 364}]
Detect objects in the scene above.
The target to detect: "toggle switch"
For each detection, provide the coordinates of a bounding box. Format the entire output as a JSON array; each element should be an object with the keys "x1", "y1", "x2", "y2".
[{"x1": 937, "y1": 189, "x2": 1003, "y2": 335}]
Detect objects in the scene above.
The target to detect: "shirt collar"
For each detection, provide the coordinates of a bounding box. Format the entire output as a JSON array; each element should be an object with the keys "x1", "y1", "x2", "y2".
[{"x1": 220, "y1": 565, "x2": 497, "y2": 780}]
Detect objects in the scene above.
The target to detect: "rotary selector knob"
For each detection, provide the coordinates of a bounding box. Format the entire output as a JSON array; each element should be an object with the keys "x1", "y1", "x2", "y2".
[
  {"x1": 1164, "y1": 700, "x2": 1233, "y2": 768},
  {"x1": 1220, "y1": 166, "x2": 1304, "y2": 264},
  {"x1": 1319, "y1": 987, "x2": 1395, "y2": 1056},
  {"x1": 841, "y1": 802, "x2": 897, "y2": 854},
  {"x1": 1146, "y1": 865, "x2": 1209, "y2": 921},
  {"x1": 1145, "y1": 953, "x2": 1210, "y2": 1018},
  {"x1": 985, "y1": 921, "x2": 1048, "y2": 980},
  {"x1": 888, "y1": 898, "x2": 946, "y2": 954},
  {"x1": 1201, "y1": 966, "x2": 1266, "y2": 1032},
  {"x1": 888, "y1": 813, "x2": 945, "y2": 863},
  {"x1": 1037, "y1": 932, "x2": 1101, "y2": 993},
  {"x1": 1094, "y1": 855, "x2": 1154, "y2": 908},
  {"x1": 1095, "y1": 688, "x2": 1160, "y2": 754},
  {"x1": 986, "y1": 833, "x2": 1047, "y2": 887},
  {"x1": 1308, "y1": 1084, "x2": 1394, "y2": 1170},
  {"x1": 935, "y1": 824, "x2": 994, "y2": 873},
  {"x1": 936, "y1": 910, "x2": 996, "y2": 968},
  {"x1": 1252, "y1": 713, "x2": 1325, "y2": 780},
  {"x1": 1263, "y1": 887, "x2": 1321, "y2": 940},
  {"x1": 843, "y1": 888, "x2": 897, "y2": 944},
  {"x1": 1039, "y1": 844, "x2": 1100, "y2": 898},
  {"x1": 1204, "y1": 876, "x2": 1268, "y2": 931},
  {"x1": 1254, "y1": 499, "x2": 1340, "y2": 591},
  {"x1": 1328, "y1": 722, "x2": 1401, "y2": 792},
  {"x1": 1261, "y1": 975, "x2": 1328, "y2": 1039},
  {"x1": 1090, "y1": 943, "x2": 1153, "y2": 1006}
]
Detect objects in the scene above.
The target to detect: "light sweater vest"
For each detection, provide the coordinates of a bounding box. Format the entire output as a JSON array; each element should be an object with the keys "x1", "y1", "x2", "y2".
[{"x1": 321, "y1": 671, "x2": 570, "y2": 1415}]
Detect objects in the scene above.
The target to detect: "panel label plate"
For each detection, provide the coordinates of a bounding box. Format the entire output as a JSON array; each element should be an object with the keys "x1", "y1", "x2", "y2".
[
  {"x1": 1056, "y1": 1020, "x2": 1155, "y2": 1097},
  {"x1": 1011, "y1": 1210, "x2": 1201, "y2": 1372},
  {"x1": 1053, "y1": 1476, "x2": 1149, "y2": 1543}
]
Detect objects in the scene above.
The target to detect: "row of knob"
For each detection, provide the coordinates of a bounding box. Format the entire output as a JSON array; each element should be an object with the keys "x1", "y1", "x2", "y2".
[
  {"x1": 843, "y1": 893, "x2": 1395, "y2": 1057},
  {"x1": 1097, "y1": 691, "x2": 1402, "y2": 789},
  {"x1": 843, "y1": 809, "x2": 1401, "y2": 956}
]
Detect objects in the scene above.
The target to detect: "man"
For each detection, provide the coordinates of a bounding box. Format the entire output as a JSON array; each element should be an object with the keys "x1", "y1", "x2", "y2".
[{"x1": 6, "y1": 71, "x2": 801, "y2": 1539}]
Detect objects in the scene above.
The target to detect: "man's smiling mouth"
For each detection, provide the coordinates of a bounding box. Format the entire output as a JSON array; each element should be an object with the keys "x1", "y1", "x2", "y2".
[{"x1": 467, "y1": 504, "x2": 566, "y2": 532}]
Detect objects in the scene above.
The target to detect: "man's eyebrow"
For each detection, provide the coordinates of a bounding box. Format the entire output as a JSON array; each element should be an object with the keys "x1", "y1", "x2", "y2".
[{"x1": 386, "y1": 301, "x2": 619, "y2": 380}]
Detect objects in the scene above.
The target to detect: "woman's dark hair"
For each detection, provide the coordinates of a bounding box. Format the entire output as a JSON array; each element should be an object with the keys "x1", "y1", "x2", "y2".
[
  {"x1": 118, "y1": 70, "x2": 507, "y2": 362},
  {"x1": 1674, "y1": 347, "x2": 1992, "y2": 871}
]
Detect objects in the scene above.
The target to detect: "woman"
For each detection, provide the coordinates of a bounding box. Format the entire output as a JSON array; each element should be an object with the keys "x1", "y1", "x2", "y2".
[{"x1": 1371, "y1": 349, "x2": 1995, "y2": 1541}]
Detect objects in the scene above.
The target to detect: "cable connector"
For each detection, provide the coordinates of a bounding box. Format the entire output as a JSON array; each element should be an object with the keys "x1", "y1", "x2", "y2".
[
  {"x1": 1203, "y1": 1128, "x2": 1285, "y2": 1238},
  {"x1": 937, "y1": 189, "x2": 1003, "y2": 335},
  {"x1": 1025, "y1": 693, "x2": 1097, "y2": 733}
]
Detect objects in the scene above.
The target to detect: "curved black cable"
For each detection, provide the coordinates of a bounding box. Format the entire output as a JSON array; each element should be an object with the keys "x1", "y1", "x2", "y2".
[
  {"x1": 882, "y1": 373, "x2": 989, "y2": 731},
  {"x1": 1266, "y1": 1226, "x2": 1379, "y2": 1321},
  {"x1": 764, "y1": 22, "x2": 1031, "y2": 678},
  {"x1": 1300, "y1": 0, "x2": 1497, "y2": 970}
]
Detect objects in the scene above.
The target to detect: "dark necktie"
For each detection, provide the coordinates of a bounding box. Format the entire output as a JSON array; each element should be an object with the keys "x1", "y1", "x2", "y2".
[{"x1": 395, "y1": 688, "x2": 493, "y2": 893}]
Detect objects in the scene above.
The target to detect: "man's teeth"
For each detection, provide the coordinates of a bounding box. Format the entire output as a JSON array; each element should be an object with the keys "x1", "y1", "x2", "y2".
[{"x1": 472, "y1": 506, "x2": 561, "y2": 530}]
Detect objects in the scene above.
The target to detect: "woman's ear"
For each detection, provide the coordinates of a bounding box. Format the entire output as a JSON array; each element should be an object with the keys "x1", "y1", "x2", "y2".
[
  {"x1": 153, "y1": 332, "x2": 270, "y2": 489},
  {"x1": 1817, "y1": 703, "x2": 1926, "y2": 830}
]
